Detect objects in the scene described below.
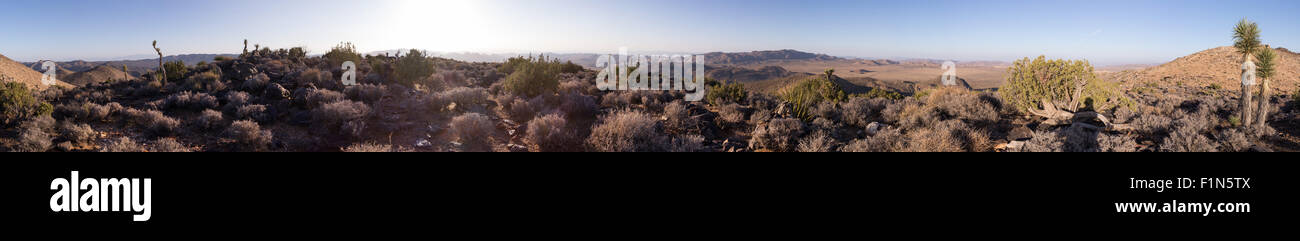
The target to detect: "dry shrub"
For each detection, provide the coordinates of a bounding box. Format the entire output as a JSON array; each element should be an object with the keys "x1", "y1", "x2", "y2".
[
  {"x1": 14, "y1": 117, "x2": 53, "y2": 152},
  {"x1": 223, "y1": 91, "x2": 251, "y2": 112},
  {"x1": 56, "y1": 101, "x2": 118, "y2": 122},
  {"x1": 312, "y1": 100, "x2": 370, "y2": 137},
  {"x1": 159, "y1": 91, "x2": 219, "y2": 110},
  {"x1": 235, "y1": 104, "x2": 268, "y2": 123},
  {"x1": 559, "y1": 93, "x2": 598, "y2": 121},
  {"x1": 242, "y1": 73, "x2": 270, "y2": 91},
  {"x1": 178, "y1": 71, "x2": 225, "y2": 92},
  {"x1": 526, "y1": 113, "x2": 573, "y2": 152},
  {"x1": 344, "y1": 143, "x2": 394, "y2": 152},
  {"x1": 227, "y1": 120, "x2": 272, "y2": 151},
  {"x1": 438, "y1": 87, "x2": 489, "y2": 108},
  {"x1": 100, "y1": 137, "x2": 143, "y2": 152},
  {"x1": 796, "y1": 131, "x2": 837, "y2": 152},
  {"x1": 297, "y1": 88, "x2": 345, "y2": 108},
  {"x1": 904, "y1": 120, "x2": 991, "y2": 152},
  {"x1": 841, "y1": 97, "x2": 889, "y2": 129},
  {"x1": 196, "y1": 109, "x2": 224, "y2": 130},
  {"x1": 1160, "y1": 125, "x2": 1219, "y2": 152},
  {"x1": 924, "y1": 88, "x2": 1000, "y2": 126},
  {"x1": 1097, "y1": 133, "x2": 1138, "y2": 152},
  {"x1": 749, "y1": 118, "x2": 805, "y2": 152},
  {"x1": 668, "y1": 134, "x2": 708, "y2": 152},
  {"x1": 296, "y1": 68, "x2": 339, "y2": 90},
  {"x1": 716, "y1": 103, "x2": 746, "y2": 128},
  {"x1": 587, "y1": 110, "x2": 666, "y2": 152},
  {"x1": 450, "y1": 113, "x2": 495, "y2": 151},
  {"x1": 1215, "y1": 129, "x2": 1251, "y2": 152},
  {"x1": 123, "y1": 108, "x2": 180, "y2": 136},
  {"x1": 663, "y1": 101, "x2": 694, "y2": 133},
  {"x1": 508, "y1": 98, "x2": 536, "y2": 123},
  {"x1": 841, "y1": 127, "x2": 904, "y2": 152},
  {"x1": 150, "y1": 138, "x2": 190, "y2": 152},
  {"x1": 345, "y1": 84, "x2": 388, "y2": 103},
  {"x1": 59, "y1": 120, "x2": 96, "y2": 144},
  {"x1": 1015, "y1": 130, "x2": 1065, "y2": 152}
]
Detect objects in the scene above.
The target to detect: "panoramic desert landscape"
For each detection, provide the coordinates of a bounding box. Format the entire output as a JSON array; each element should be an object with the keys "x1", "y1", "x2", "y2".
[
  {"x1": 3, "y1": 35, "x2": 1299, "y2": 152},
  {"x1": 2, "y1": 0, "x2": 1298, "y2": 152}
]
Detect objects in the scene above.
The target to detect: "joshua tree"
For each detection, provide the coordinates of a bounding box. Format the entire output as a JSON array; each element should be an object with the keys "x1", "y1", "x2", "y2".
[
  {"x1": 824, "y1": 69, "x2": 835, "y2": 81},
  {"x1": 122, "y1": 65, "x2": 129, "y2": 82},
  {"x1": 1253, "y1": 47, "x2": 1277, "y2": 129},
  {"x1": 153, "y1": 40, "x2": 166, "y2": 85},
  {"x1": 1232, "y1": 19, "x2": 1261, "y2": 127},
  {"x1": 243, "y1": 39, "x2": 249, "y2": 56}
]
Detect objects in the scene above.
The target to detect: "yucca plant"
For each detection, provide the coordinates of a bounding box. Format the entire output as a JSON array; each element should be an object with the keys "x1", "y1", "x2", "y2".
[
  {"x1": 1253, "y1": 48, "x2": 1276, "y2": 129},
  {"x1": 1232, "y1": 19, "x2": 1261, "y2": 127},
  {"x1": 153, "y1": 40, "x2": 165, "y2": 85}
]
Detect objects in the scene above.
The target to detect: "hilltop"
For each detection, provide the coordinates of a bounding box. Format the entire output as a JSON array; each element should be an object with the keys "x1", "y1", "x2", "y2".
[
  {"x1": 60, "y1": 65, "x2": 136, "y2": 86},
  {"x1": 1117, "y1": 46, "x2": 1300, "y2": 93},
  {"x1": 701, "y1": 49, "x2": 842, "y2": 65},
  {"x1": 0, "y1": 54, "x2": 70, "y2": 90},
  {"x1": 25, "y1": 54, "x2": 237, "y2": 77}
]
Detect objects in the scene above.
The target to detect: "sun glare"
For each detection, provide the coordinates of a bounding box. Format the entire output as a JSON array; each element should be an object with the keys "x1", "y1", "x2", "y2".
[{"x1": 385, "y1": 0, "x2": 494, "y2": 52}]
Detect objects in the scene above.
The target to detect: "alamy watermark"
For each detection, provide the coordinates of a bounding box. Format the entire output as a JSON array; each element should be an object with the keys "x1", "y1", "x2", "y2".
[
  {"x1": 595, "y1": 48, "x2": 707, "y2": 101},
  {"x1": 49, "y1": 171, "x2": 152, "y2": 221}
]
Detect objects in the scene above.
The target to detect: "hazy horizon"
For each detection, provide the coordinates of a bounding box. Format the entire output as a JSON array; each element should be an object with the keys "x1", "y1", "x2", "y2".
[{"x1": 4, "y1": 0, "x2": 1299, "y2": 65}]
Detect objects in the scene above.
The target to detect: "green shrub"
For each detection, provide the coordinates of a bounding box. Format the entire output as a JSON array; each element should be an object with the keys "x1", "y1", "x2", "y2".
[
  {"x1": 781, "y1": 72, "x2": 847, "y2": 121},
  {"x1": 163, "y1": 60, "x2": 188, "y2": 83},
  {"x1": 394, "y1": 49, "x2": 436, "y2": 88},
  {"x1": 501, "y1": 56, "x2": 560, "y2": 98},
  {"x1": 1293, "y1": 88, "x2": 1300, "y2": 105},
  {"x1": 998, "y1": 56, "x2": 1129, "y2": 114},
  {"x1": 705, "y1": 79, "x2": 747, "y2": 105},
  {"x1": 855, "y1": 88, "x2": 903, "y2": 100},
  {"x1": 559, "y1": 61, "x2": 584, "y2": 74},
  {"x1": 324, "y1": 42, "x2": 362, "y2": 67},
  {"x1": 288, "y1": 47, "x2": 307, "y2": 59},
  {"x1": 0, "y1": 82, "x2": 54, "y2": 126}
]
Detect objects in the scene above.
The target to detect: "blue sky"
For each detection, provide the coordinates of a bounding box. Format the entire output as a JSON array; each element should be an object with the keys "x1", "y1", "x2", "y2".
[{"x1": 2, "y1": 0, "x2": 1299, "y2": 65}]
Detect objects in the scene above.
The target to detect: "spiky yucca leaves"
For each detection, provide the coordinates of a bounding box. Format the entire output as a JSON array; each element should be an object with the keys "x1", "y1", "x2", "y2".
[
  {"x1": 781, "y1": 70, "x2": 846, "y2": 121},
  {"x1": 1233, "y1": 19, "x2": 1262, "y2": 129},
  {"x1": 1254, "y1": 48, "x2": 1277, "y2": 129},
  {"x1": 1233, "y1": 19, "x2": 1262, "y2": 61}
]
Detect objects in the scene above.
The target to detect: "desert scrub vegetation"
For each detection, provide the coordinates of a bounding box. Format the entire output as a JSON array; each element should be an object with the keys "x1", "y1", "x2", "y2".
[
  {"x1": 343, "y1": 143, "x2": 402, "y2": 152},
  {"x1": 227, "y1": 120, "x2": 272, "y2": 151},
  {"x1": 123, "y1": 108, "x2": 180, "y2": 136},
  {"x1": 525, "y1": 113, "x2": 573, "y2": 152},
  {"x1": 324, "y1": 42, "x2": 363, "y2": 67},
  {"x1": 999, "y1": 56, "x2": 1129, "y2": 126},
  {"x1": 781, "y1": 69, "x2": 847, "y2": 121},
  {"x1": 587, "y1": 110, "x2": 667, "y2": 152},
  {"x1": 749, "y1": 118, "x2": 805, "y2": 152},
  {"x1": 394, "y1": 50, "x2": 437, "y2": 88},
  {"x1": 14, "y1": 116, "x2": 55, "y2": 152},
  {"x1": 856, "y1": 88, "x2": 903, "y2": 100},
  {"x1": 450, "y1": 113, "x2": 494, "y2": 151},
  {"x1": 500, "y1": 56, "x2": 562, "y2": 98},
  {"x1": 705, "y1": 79, "x2": 747, "y2": 105},
  {"x1": 0, "y1": 82, "x2": 54, "y2": 126},
  {"x1": 162, "y1": 60, "x2": 189, "y2": 83},
  {"x1": 312, "y1": 100, "x2": 370, "y2": 138}
]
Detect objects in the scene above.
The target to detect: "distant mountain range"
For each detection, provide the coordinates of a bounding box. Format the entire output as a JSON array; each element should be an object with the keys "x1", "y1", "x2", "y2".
[{"x1": 23, "y1": 54, "x2": 237, "y2": 77}]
